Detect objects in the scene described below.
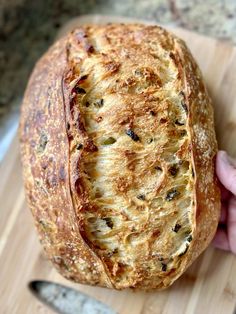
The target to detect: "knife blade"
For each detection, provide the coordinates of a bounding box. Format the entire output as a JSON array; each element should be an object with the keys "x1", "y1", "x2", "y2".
[{"x1": 29, "y1": 280, "x2": 117, "y2": 314}]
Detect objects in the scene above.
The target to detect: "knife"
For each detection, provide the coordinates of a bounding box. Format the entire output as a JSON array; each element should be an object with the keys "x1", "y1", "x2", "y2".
[{"x1": 29, "y1": 280, "x2": 117, "y2": 314}]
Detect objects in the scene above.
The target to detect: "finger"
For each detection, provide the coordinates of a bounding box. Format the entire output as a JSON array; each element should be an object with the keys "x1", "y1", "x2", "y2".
[
  {"x1": 216, "y1": 151, "x2": 236, "y2": 196},
  {"x1": 219, "y1": 182, "x2": 231, "y2": 201},
  {"x1": 212, "y1": 228, "x2": 230, "y2": 251},
  {"x1": 227, "y1": 196, "x2": 236, "y2": 254},
  {"x1": 227, "y1": 154, "x2": 236, "y2": 167},
  {"x1": 220, "y1": 203, "x2": 227, "y2": 223}
]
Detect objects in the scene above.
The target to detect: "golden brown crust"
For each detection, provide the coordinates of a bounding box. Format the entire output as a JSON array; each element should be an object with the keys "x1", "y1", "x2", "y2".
[
  {"x1": 20, "y1": 37, "x2": 113, "y2": 288},
  {"x1": 20, "y1": 23, "x2": 220, "y2": 290}
]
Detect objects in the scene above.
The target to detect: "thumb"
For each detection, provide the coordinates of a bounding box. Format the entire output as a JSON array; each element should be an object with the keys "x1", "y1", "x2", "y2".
[
  {"x1": 216, "y1": 151, "x2": 236, "y2": 196},
  {"x1": 228, "y1": 196, "x2": 236, "y2": 254}
]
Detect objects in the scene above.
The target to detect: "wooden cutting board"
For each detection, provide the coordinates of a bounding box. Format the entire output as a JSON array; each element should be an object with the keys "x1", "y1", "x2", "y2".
[{"x1": 1, "y1": 15, "x2": 236, "y2": 314}]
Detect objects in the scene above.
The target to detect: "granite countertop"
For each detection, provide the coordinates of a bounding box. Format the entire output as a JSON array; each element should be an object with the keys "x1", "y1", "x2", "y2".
[{"x1": 0, "y1": 0, "x2": 236, "y2": 160}]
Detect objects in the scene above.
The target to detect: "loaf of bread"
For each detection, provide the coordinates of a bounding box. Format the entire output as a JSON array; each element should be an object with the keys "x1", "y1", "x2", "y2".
[{"x1": 20, "y1": 23, "x2": 220, "y2": 290}]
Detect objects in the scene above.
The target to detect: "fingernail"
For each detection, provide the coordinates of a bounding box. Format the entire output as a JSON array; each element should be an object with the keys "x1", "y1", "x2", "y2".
[
  {"x1": 219, "y1": 151, "x2": 228, "y2": 162},
  {"x1": 219, "y1": 151, "x2": 235, "y2": 166}
]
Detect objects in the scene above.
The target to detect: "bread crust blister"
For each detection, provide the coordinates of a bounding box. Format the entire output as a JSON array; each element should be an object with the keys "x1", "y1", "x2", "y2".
[{"x1": 20, "y1": 24, "x2": 220, "y2": 290}]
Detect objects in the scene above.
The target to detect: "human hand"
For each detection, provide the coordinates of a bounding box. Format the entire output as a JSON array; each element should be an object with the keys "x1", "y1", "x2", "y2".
[{"x1": 212, "y1": 151, "x2": 236, "y2": 254}]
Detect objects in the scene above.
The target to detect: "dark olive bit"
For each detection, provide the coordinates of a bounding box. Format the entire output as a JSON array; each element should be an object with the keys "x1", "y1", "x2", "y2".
[
  {"x1": 94, "y1": 99, "x2": 104, "y2": 108},
  {"x1": 137, "y1": 194, "x2": 145, "y2": 200},
  {"x1": 74, "y1": 86, "x2": 86, "y2": 94},
  {"x1": 76, "y1": 144, "x2": 83, "y2": 150},
  {"x1": 187, "y1": 235, "x2": 193, "y2": 242},
  {"x1": 125, "y1": 129, "x2": 140, "y2": 141},
  {"x1": 168, "y1": 165, "x2": 179, "y2": 176},
  {"x1": 181, "y1": 101, "x2": 188, "y2": 114},
  {"x1": 175, "y1": 119, "x2": 185, "y2": 126},
  {"x1": 103, "y1": 217, "x2": 113, "y2": 229},
  {"x1": 173, "y1": 223, "x2": 181, "y2": 233},
  {"x1": 165, "y1": 189, "x2": 180, "y2": 201},
  {"x1": 161, "y1": 263, "x2": 167, "y2": 271}
]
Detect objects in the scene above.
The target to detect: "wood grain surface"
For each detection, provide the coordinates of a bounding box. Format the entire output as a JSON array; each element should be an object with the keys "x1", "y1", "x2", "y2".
[{"x1": 1, "y1": 15, "x2": 236, "y2": 314}]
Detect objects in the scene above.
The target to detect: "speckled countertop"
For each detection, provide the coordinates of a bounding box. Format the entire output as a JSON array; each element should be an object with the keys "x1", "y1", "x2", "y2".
[{"x1": 0, "y1": 0, "x2": 236, "y2": 160}]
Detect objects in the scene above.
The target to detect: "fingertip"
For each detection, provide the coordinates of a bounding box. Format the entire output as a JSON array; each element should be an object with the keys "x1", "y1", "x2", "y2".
[
  {"x1": 217, "y1": 150, "x2": 227, "y2": 159},
  {"x1": 227, "y1": 197, "x2": 236, "y2": 255},
  {"x1": 216, "y1": 151, "x2": 236, "y2": 195},
  {"x1": 219, "y1": 204, "x2": 227, "y2": 224},
  {"x1": 216, "y1": 151, "x2": 228, "y2": 170},
  {"x1": 217, "y1": 150, "x2": 236, "y2": 167},
  {"x1": 212, "y1": 228, "x2": 230, "y2": 251},
  {"x1": 216, "y1": 150, "x2": 228, "y2": 165}
]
